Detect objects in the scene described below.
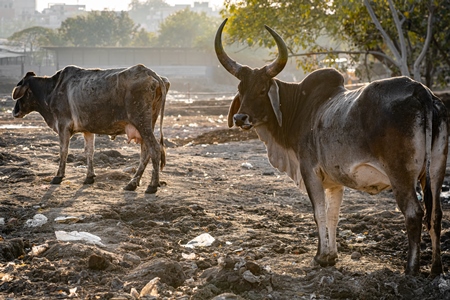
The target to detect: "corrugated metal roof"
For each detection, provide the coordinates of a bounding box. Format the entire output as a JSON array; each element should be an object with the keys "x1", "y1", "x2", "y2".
[{"x1": 0, "y1": 50, "x2": 25, "y2": 59}]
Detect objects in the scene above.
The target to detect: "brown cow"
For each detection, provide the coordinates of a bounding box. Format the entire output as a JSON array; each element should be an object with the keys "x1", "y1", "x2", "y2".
[
  {"x1": 12, "y1": 64, "x2": 169, "y2": 194},
  {"x1": 215, "y1": 18, "x2": 448, "y2": 276}
]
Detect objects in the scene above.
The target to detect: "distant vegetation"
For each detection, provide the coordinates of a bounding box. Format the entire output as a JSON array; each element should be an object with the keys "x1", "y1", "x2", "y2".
[{"x1": 221, "y1": 0, "x2": 450, "y2": 88}]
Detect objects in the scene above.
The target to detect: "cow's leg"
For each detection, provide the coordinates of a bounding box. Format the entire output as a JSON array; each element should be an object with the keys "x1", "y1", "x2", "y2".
[
  {"x1": 124, "y1": 129, "x2": 160, "y2": 193},
  {"x1": 325, "y1": 186, "x2": 344, "y2": 262},
  {"x1": 51, "y1": 129, "x2": 71, "y2": 184},
  {"x1": 83, "y1": 132, "x2": 96, "y2": 184},
  {"x1": 302, "y1": 171, "x2": 334, "y2": 267},
  {"x1": 143, "y1": 131, "x2": 161, "y2": 194},
  {"x1": 391, "y1": 180, "x2": 423, "y2": 276},
  {"x1": 124, "y1": 140, "x2": 149, "y2": 191},
  {"x1": 427, "y1": 139, "x2": 447, "y2": 277}
]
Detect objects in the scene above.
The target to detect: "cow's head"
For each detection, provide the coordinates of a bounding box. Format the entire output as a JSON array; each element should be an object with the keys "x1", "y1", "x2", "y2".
[
  {"x1": 12, "y1": 71, "x2": 37, "y2": 118},
  {"x1": 215, "y1": 18, "x2": 288, "y2": 129}
]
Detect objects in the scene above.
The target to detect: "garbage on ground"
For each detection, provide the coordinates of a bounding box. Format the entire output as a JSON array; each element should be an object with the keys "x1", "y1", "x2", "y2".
[
  {"x1": 30, "y1": 244, "x2": 49, "y2": 256},
  {"x1": 241, "y1": 162, "x2": 253, "y2": 169},
  {"x1": 54, "y1": 216, "x2": 81, "y2": 224},
  {"x1": 182, "y1": 252, "x2": 196, "y2": 260},
  {"x1": 140, "y1": 277, "x2": 161, "y2": 298},
  {"x1": 25, "y1": 214, "x2": 48, "y2": 227},
  {"x1": 182, "y1": 233, "x2": 215, "y2": 248},
  {"x1": 55, "y1": 230, "x2": 104, "y2": 246}
]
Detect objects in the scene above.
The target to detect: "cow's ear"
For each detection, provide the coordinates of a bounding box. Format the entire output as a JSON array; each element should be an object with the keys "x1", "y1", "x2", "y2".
[
  {"x1": 12, "y1": 85, "x2": 28, "y2": 100},
  {"x1": 268, "y1": 79, "x2": 282, "y2": 127},
  {"x1": 227, "y1": 93, "x2": 241, "y2": 128}
]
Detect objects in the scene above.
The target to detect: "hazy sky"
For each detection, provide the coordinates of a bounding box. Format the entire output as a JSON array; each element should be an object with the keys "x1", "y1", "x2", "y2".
[{"x1": 36, "y1": 0, "x2": 224, "y2": 12}]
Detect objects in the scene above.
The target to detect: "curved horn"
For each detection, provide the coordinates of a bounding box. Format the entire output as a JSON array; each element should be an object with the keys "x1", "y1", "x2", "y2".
[
  {"x1": 214, "y1": 18, "x2": 243, "y2": 78},
  {"x1": 264, "y1": 25, "x2": 288, "y2": 78}
]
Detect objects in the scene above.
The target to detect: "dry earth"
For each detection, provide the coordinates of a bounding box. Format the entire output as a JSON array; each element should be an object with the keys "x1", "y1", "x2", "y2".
[{"x1": 1, "y1": 92, "x2": 450, "y2": 300}]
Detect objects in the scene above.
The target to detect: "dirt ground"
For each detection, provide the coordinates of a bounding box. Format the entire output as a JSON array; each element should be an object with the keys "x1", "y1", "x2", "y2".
[{"x1": 1, "y1": 91, "x2": 450, "y2": 300}]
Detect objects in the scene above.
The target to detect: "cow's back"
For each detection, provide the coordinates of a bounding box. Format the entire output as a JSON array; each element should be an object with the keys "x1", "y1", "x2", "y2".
[{"x1": 50, "y1": 65, "x2": 161, "y2": 134}]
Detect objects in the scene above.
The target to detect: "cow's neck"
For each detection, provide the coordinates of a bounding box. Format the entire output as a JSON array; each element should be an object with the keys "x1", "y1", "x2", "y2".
[
  {"x1": 29, "y1": 78, "x2": 57, "y2": 131},
  {"x1": 254, "y1": 81, "x2": 306, "y2": 187}
]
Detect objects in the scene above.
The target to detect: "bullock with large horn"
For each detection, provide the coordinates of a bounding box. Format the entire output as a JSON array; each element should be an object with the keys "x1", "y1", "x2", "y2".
[{"x1": 215, "y1": 18, "x2": 447, "y2": 276}]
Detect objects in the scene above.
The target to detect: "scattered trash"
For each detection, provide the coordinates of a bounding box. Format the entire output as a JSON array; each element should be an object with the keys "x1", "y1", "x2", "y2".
[
  {"x1": 130, "y1": 288, "x2": 140, "y2": 299},
  {"x1": 54, "y1": 216, "x2": 81, "y2": 224},
  {"x1": 355, "y1": 234, "x2": 366, "y2": 242},
  {"x1": 183, "y1": 233, "x2": 215, "y2": 248},
  {"x1": 241, "y1": 162, "x2": 253, "y2": 169},
  {"x1": 182, "y1": 253, "x2": 196, "y2": 260},
  {"x1": 55, "y1": 230, "x2": 104, "y2": 246},
  {"x1": 140, "y1": 277, "x2": 161, "y2": 298},
  {"x1": 0, "y1": 218, "x2": 4, "y2": 226},
  {"x1": 30, "y1": 244, "x2": 49, "y2": 256},
  {"x1": 25, "y1": 214, "x2": 48, "y2": 228}
]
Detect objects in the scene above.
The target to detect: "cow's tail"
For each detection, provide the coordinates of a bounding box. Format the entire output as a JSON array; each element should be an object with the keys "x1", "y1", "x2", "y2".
[
  {"x1": 421, "y1": 87, "x2": 434, "y2": 231},
  {"x1": 157, "y1": 75, "x2": 168, "y2": 170}
]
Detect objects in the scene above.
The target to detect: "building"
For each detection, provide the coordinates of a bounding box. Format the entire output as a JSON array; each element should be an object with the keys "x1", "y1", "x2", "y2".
[
  {"x1": 0, "y1": 0, "x2": 35, "y2": 21},
  {"x1": 39, "y1": 4, "x2": 86, "y2": 28}
]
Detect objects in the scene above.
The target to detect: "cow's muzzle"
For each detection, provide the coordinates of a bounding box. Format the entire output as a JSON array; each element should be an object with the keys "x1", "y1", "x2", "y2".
[
  {"x1": 234, "y1": 114, "x2": 252, "y2": 130},
  {"x1": 13, "y1": 103, "x2": 24, "y2": 118}
]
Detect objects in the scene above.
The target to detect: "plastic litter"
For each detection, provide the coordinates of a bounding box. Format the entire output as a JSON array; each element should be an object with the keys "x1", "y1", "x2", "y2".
[
  {"x1": 54, "y1": 216, "x2": 81, "y2": 224},
  {"x1": 241, "y1": 162, "x2": 253, "y2": 169},
  {"x1": 55, "y1": 230, "x2": 104, "y2": 246},
  {"x1": 30, "y1": 244, "x2": 49, "y2": 256},
  {"x1": 25, "y1": 214, "x2": 48, "y2": 227},
  {"x1": 183, "y1": 233, "x2": 215, "y2": 248}
]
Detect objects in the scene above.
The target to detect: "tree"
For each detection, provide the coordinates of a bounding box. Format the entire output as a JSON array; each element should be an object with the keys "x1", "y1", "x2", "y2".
[
  {"x1": 8, "y1": 26, "x2": 64, "y2": 64},
  {"x1": 221, "y1": 0, "x2": 450, "y2": 87},
  {"x1": 158, "y1": 8, "x2": 220, "y2": 48},
  {"x1": 131, "y1": 28, "x2": 158, "y2": 46},
  {"x1": 128, "y1": 0, "x2": 170, "y2": 28},
  {"x1": 59, "y1": 11, "x2": 138, "y2": 47}
]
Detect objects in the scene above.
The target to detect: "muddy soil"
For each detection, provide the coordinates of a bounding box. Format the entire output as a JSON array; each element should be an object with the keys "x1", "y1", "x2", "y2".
[{"x1": 1, "y1": 93, "x2": 450, "y2": 300}]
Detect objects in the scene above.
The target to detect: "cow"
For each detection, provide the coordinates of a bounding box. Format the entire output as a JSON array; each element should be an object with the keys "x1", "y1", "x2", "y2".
[
  {"x1": 215, "y1": 18, "x2": 448, "y2": 276},
  {"x1": 12, "y1": 64, "x2": 170, "y2": 194}
]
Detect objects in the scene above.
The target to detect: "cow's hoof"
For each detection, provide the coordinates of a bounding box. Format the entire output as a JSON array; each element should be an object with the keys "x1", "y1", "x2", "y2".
[
  {"x1": 313, "y1": 255, "x2": 337, "y2": 268},
  {"x1": 405, "y1": 265, "x2": 420, "y2": 276},
  {"x1": 124, "y1": 182, "x2": 138, "y2": 191},
  {"x1": 429, "y1": 261, "x2": 443, "y2": 278},
  {"x1": 145, "y1": 185, "x2": 158, "y2": 194},
  {"x1": 83, "y1": 176, "x2": 95, "y2": 184},
  {"x1": 50, "y1": 177, "x2": 63, "y2": 184}
]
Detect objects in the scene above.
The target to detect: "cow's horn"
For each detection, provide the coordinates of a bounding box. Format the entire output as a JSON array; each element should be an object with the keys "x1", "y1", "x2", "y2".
[
  {"x1": 214, "y1": 18, "x2": 243, "y2": 78},
  {"x1": 264, "y1": 25, "x2": 288, "y2": 78}
]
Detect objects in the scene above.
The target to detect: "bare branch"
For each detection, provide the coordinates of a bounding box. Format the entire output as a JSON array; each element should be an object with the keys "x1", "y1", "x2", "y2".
[
  {"x1": 290, "y1": 50, "x2": 398, "y2": 67},
  {"x1": 363, "y1": 0, "x2": 402, "y2": 67},
  {"x1": 413, "y1": 3, "x2": 435, "y2": 82},
  {"x1": 387, "y1": 0, "x2": 409, "y2": 74}
]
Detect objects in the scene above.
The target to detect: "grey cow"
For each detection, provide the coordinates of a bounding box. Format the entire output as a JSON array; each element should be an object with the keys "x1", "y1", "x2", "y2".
[
  {"x1": 215, "y1": 18, "x2": 448, "y2": 276},
  {"x1": 12, "y1": 64, "x2": 169, "y2": 194}
]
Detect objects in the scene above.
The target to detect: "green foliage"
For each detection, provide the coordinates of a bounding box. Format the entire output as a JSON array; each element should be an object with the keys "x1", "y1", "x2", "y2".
[
  {"x1": 158, "y1": 8, "x2": 220, "y2": 48},
  {"x1": 221, "y1": 0, "x2": 450, "y2": 87},
  {"x1": 131, "y1": 28, "x2": 158, "y2": 46},
  {"x1": 8, "y1": 26, "x2": 64, "y2": 64},
  {"x1": 59, "y1": 11, "x2": 138, "y2": 47}
]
